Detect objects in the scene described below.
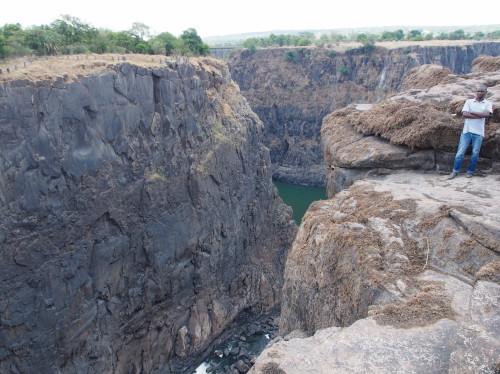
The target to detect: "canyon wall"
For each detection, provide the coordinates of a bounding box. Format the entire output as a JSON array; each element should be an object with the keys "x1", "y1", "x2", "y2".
[
  {"x1": 0, "y1": 57, "x2": 296, "y2": 373},
  {"x1": 228, "y1": 42, "x2": 500, "y2": 186},
  {"x1": 249, "y1": 57, "x2": 500, "y2": 374}
]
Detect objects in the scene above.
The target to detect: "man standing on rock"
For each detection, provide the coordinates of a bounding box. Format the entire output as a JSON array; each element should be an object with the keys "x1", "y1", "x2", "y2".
[{"x1": 448, "y1": 85, "x2": 492, "y2": 179}]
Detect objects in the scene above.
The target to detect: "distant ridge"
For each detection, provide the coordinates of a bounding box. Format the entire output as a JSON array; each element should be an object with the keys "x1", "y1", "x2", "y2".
[{"x1": 204, "y1": 24, "x2": 500, "y2": 44}]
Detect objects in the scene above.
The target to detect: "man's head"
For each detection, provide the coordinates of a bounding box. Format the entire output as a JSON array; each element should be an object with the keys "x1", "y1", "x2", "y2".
[{"x1": 476, "y1": 85, "x2": 488, "y2": 101}]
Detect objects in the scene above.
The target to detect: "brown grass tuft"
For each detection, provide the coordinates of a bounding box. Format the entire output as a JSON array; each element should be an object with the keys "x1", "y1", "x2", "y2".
[
  {"x1": 374, "y1": 286, "x2": 456, "y2": 328},
  {"x1": 341, "y1": 100, "x2": 463, "y2": 150},
  {"x1": 472, "y1": 55, "x2": 500, "y2": 73},
  {"x1": 475, "y1": 260, "x2": 500, "y2": 283},
  {"x1": 261, "y1": 362, "x2": 287, "y2": 374},
  {"x1": 419, "y1": 205, "x2": 451, "y2": 229},
  {"x1": 402, "y1": 64, "x2": 453, "y2": 90}
]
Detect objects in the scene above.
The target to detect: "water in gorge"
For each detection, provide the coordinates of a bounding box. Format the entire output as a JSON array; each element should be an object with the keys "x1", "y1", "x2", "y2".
[
  {"x1": 192, "y1": 182, "x2": 326, "y2": 373},
  {"x1": 273, "y1": 180, "x2": 327, "y2": 225}
]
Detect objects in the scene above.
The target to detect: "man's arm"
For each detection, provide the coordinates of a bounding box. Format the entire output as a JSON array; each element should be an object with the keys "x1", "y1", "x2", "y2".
[{"x1": 463, "y1": 110, "x2": 491, "y2": 119}]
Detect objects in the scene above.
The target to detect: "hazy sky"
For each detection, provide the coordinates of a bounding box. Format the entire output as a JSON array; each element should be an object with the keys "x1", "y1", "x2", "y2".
[{"x1": 2, "y1": 0, "x2": 499, "y2": 38}]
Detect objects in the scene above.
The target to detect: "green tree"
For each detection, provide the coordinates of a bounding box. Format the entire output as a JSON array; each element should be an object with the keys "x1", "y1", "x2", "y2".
[
  {"x1": 130, "y1": 22, "x2": 151, "y2": 40},
  {"x1": 24, "y1": 25, "x2": 61, "y2": 55},
  {"x1": 329, "y1": 32, "x2": 345, "y2": 43},
  {"x1": 393, "y1": 29, "x2": 404, "y2": 40},
  {"x1": 269, "y1": 33, "x2": 278, "y2": 45},
  {"x1": 317, "y1": 33, "x2": 329, "y2": 46},
  {"x1": 449, "y1": 29, "x2": 466, "y2": 40},
  {"x1": 243, "y1": 37, "x2": 260, "y2": 49},
  {"x1": 133, "y1": 41, "x2": 151, "y2": 54},
  {"x1": 2, "y1": 25, "x2": 30, "y2": 57},
  {"x1": 407, "y1": 29, "x2": 422, "y2": 41},
  {"x1": 276, "y1": 34, "x2": 287, "y2": 46},
  {"x1": 149, "y1": 32, "x2": 177, "y2": 55},
  {"x1": 284, "y1": 50, "x2": 297, "y2": 62},
  {"x1": 179, "y1": 28, "x2": 210, "y2": 56},
  {"x1": 380, "y1": 31, "x2": 396, "y2": 41},
  {"x1": 338, "y1": 66, "x2": 348, "y2": 75},
  {"x1": 473, "y1": 31, "x2": 485, "y2": 40},
  {"x1": 89, "y1": 29, "x2": 114, "y2": 53},
  {"x1": 297, "y1": 38, "x2": 311, "y2": 46},
  {"x1": 51, "y1": 15, "x2": 97, "y2": 45},
  {"x1": 111, "y1": 31, "x2": 137, "y2": 53},
  {"x1": 0, "y1": 34, "x2": 6, "y2": 58},
  {"x1": 357, "y1": 33, "x2": 376, "y2": 47},
  {"x1": 486, "y1": 30, "x2": 500, "y2": 39},
  {"x1": 297, "y1": 31, "x2": 313, "y2": 46},
  {"x1": 2, "y1": 23, "x2": 23, "y2": 38}
]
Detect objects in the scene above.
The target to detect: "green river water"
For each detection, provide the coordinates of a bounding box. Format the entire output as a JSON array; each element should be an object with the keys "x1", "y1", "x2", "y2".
[
  {"x1": 193, "y1": 181, "x2": 327, "y2": 373},
  {"x1": 273, "y1": 180, "x2": 327, "y2": 225}
]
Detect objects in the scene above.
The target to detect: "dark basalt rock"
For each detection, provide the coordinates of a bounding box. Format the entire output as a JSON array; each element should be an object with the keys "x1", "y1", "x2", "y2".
[{"x1": 0, "y1": 59, "x2": 296, "y2": 373}]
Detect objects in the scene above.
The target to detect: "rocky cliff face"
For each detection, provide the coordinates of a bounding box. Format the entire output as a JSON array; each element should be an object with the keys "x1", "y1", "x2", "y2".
[
  {"x1": 228, "y1": 42, "x2": 500, "y2": 186},
  {"x1": 253, "y1": 173, "x2": 500, "y2": 374},
  {"x1": 0, "y1": 57, "x2": 296, "y2": 373},
  {"x1": 249, "y1": 57, "x2": 500, "y2": 374}
]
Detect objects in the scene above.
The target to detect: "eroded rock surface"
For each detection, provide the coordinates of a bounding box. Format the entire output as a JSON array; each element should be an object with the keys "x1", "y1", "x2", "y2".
[
  {"x1": 0, "y1": 57, "x2": 296, "y2": 373},
  {"x1": 322, "y1": 58, "x2": 500, "y2": 196},
  {"x1": 251, "y1": 56, "x2": 500, "y2": 374},
  {"x1": 252, "y1": 172, "x2": 500, "y2": 374}
]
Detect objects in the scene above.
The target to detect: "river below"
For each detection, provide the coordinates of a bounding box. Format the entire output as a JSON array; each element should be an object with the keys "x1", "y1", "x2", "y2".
[
  {"x1": 273, "y1": 180, "x2": 327, "y2": 225},
  {"x1": 192, "y1": 181, "x2": 327, "y2": 373}
]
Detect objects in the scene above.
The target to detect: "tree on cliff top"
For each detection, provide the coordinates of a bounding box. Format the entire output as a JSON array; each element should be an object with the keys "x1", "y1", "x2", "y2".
[{"x1": 180, "y1": 28, "x2": 210, "y2": 56}]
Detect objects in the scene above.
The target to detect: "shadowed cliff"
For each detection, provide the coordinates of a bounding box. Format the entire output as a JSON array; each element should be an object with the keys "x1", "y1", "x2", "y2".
[{"x1": 0, "y1": 56, "x2": 296, "y2": 374}]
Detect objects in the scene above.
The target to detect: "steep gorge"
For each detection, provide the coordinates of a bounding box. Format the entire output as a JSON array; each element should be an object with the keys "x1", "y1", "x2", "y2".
[
  {"x1": 249, "y1": 57, "x2": 500, "y2": 374},
  {"x1": 228, "y1": 42, "x2": 500, "y2": 186},
  {"x1": 0, "y1": 57, "x2": 296, "y2": 374}
]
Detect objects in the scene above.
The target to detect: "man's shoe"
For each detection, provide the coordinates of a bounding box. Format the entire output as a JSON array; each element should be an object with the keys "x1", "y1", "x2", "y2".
[
  {"x1": 448, "y1": 172, "x2": 458, "y2": 180},
  {"x1": 465, "y1": 173, "x2": 473, "y2": 178}
]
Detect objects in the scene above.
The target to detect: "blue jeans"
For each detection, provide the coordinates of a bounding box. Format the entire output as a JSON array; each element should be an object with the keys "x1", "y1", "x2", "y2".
[{"x1": 452, "y1": 132, "x2": 483, "y2": 174}]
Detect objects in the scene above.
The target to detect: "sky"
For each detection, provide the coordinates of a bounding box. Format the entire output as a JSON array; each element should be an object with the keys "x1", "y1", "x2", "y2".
[{"x1": 2, "y1": 0, "x2": 499, "y2": 38}]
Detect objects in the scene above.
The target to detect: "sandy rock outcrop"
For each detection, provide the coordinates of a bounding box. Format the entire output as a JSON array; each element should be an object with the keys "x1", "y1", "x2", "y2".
[
  {"x1": 252, "y1": 172, "x2": 500, "y2": 374},
  {"x1": 322, "y1": 58, "x2": 500, "y2": 196}
]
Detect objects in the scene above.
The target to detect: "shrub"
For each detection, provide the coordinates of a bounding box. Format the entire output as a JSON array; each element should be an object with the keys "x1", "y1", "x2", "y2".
[
  {"x1": 284, "y1": 50, "x2": 297, "y2": 62},
  {"x1": 327, "y1": 50, "x2": 336, "y2": 57},
  {"x1": 338, "y1": 66, "x2": 348, "y2": 75}
]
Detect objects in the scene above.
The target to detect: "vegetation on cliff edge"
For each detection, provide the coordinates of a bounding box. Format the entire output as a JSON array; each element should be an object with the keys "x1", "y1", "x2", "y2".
[{"x1": 0, "y1": 15, "x2": 210, "y2": 59}]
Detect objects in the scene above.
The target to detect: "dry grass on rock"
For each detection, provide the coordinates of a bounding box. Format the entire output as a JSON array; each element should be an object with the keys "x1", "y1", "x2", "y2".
[
  {"x1": 472, "y1": 55, "x2": 500, "y2": 73},
  {"x1": 260, "y1": 362, "x2": 287, "y2": 374},
  {"x1": 374, "y1": 285, "x2": 456, "y2": 328},
  {"x1": 0, "y1": 54, "x2": 209, "y2": 84},
  {"x1": 475, "y1": 260, "x2": 500, "y2": 283},
  {"x1": 402, "y1": 64, "x2": 454, "y2": 90},
  {"x1": 340, "y1": 101, "x2": 463, "y2": 150}
]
